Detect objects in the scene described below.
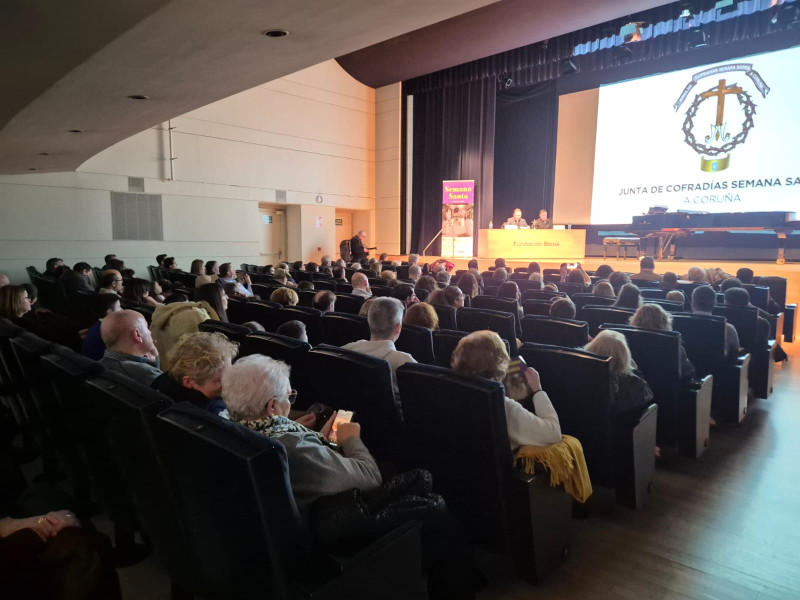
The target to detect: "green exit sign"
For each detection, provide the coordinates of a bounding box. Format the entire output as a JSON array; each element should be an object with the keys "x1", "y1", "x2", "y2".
[{"x1": 335, "y1": 218, "x2": 343, "y2": 226}]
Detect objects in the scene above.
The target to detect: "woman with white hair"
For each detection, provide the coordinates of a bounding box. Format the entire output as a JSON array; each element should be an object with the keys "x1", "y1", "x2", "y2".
[
  {"x1": 222, "y1": 354, "x2": 382, "y2": 506},
  {"x1": 583, "y1": 330, "x2": 653, "y2": 416},
  {"x1": 630, "y1": 303, "x2": 696, "y2": 382}
]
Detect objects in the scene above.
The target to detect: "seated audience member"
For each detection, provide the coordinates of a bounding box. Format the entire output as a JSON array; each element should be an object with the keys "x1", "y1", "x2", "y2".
[
  {"x1": 691, "y1": 285, "x2": 739, "y2": 359},
  {"x1": 391, "y1": 284, "x2": 418, "y2": 308},
  {"x1": 719, "y1": 277, "x2": 742, "y2": 293},
  {"x1": 305, "y1": 261, "x2": 319, "y2": 273},
  {"x1": 527, "y1": 262, "x2": 541, "y2": 275},
  {"x1": 494, "y1": 258, "x2": 507, "y2": 270},
  {"x1": 378, "y1": 253, "x2": 389, "y2": 262},
  {"x1": 403, "y1": 302, "x2": 439, "y2": 331},
  {"x1": 660, "y1": 271, "x2": 679, "y2": 291},
  {"x1": 380, "y1": 270, "x2": 397, "y2": 283},
  {"x1": 707, "y1": 267, "x2": 733, "y2": 286},
  {"x1": 608, "y1": 271, "x2": 631, "y2": 293},
  {"x1": 408, "y1": 253, "x2": 420, "y2": 266},
  {"x1": 102, "y1": 253, "x2": 118, "y2": 270},
  {"x1": 332, "y1": 266, "x2": 347, "y2": 282},
  {"x1": 0, "y1": 285, "x2": 81, "y2": 350},
  {"x1": 685, "y1": 266, "x2": 707, "y2": 283},
  {"x1": 666, "y1": 290, "x2": 685, "y2": 304},
  {"x1": 369, "y1": 263, "x2": 382, "y2": 277},
  {"x1": 157, "y1": 279, "x2": 175, "y2": 301},
  {"x1": 223, "y1": 355, "x2": 381, "y2": 506},
  {"x1": 584, "y1": 330, "x2": 654, "y2": 416},
  {"x1": 100, "y1": 310, "x2": 162, "y2": 383},
  {"x1": 189, "y1": 259, "x2": 204, "y2": 276},
  {"x1": 313, "y1": 290, "x2": 336, "y2": 313},
  {"x1": 98, "y1": 270, "x2": 124, "y2": 296},
  {"x1": 527, "y1": 273, "x2": 542, "y2": 288},
  {"x1": 451, "y1": 330, "x2": 561, "y2": 448},
  {"x1": 358, "y1": 298, "x2": 376, "y2": 317},
  {"x1": 0, "y1": 273, "x2": 9, "y2": 288},
  {"x1": 242, "y1": 321, "x2": 265, "y2": 332},
  {"x1": 408, "y1": 264, "x2": 422, "y2": 283},
  {"x1": 276, "y1": 320, "x2": 308, "y2": 343},
  {"x1": 296, "y1": 280, "x2": 314, "y2": 292},
  {"x1": 351, "y1": 272, "x2": 372, "y2": 298},
  {"x1": 567, "y1": 264, "x2": 591, "y2": 286},
  {"x1": 320, "y1": 255, "x2": 332, "y2": 270},
  {"x1": 492, "y1": 267, "x2": 508, "y2": 282},
  {"x1": 457, "y1": 272, "x2": 479, "y2": 299},
  {"x1": 467, "y1": 259, "x2": 485, "y2": 288},
  {"x1": 434, "y1": 271, "x2": 451, "y2": 286},
  {"x1": 154, "y1": 332, "x2": 238, "y2": 416},
  {"x1": 293, "y1": 260, "x2": 305, "y2": 272},
  {"x1": 724, "y1": 287, "x2": 770, "y2": 348},
  {"x1": 593, "y1": 281, "x2": 615, "y2": 297},
  {"x1": 150, "y1": 285, "x2": 222, "y2": 370},
  {"x1": 429, "y1": 286, "x2": 465, "y2": 309},
  {"x1": 614, "y1": 283, "x2": 642, "y2": 309},
  {"x1": 218, "y1": 263, "x2": 253, "y2": 297},
  {"x1": 223, "y1": 281, "x2": 247, "y2": 299},
  {"x1": 543, "y1": 283, "x2": 559, "y2": 293},
  {"x1": 630, "y1": 256, "x2": 662, "y2": 282},
  {"x1": 163, "y1": 257, "x2": 178, "y2": 271},
  {"x1": 122, "y1": 278, "x2": 159, "y2": 308},
  {"x1": 195, "y1": 283, "x2": 229, "y2": 322},
  {"x1": 549, "y1": 297, "x2": 576, "y2": 319},
  {"x1": 195, "y1": 260, "x2": 219, "y2": 287},
  {"x1": 273, "y1": 267, "x2": 292, "y2": 287},
  {"x1": 150, "y1": 280, "x2": 166, "y2": 304},
  {"x1": 343, "y1": 297, "x2": 417, "y2": 399},
  {"x1": 271, "y1": 287, "x2": 299, "y2": 306},
  {"x1": 630, "y1": 303, "x2": 695, "y2": 380},
  {"x1": 156, "y1": 254, "x2": 167, "y2": 268},
  {"x1": 263, "y1": 264, "x2": 276, "y2": 276},
  {"x1": 60, "y1": 262, "x2": 95, "y2": 297},
  {"x1": 44, "y1": 257, "x2": 66, "y2": 279},
  {"x1": 106, "y1": 258, "x2": 126, "y2": 274},
  {"x1": 165, "y1": 293, "x2": 189, "y2": 304},
  {"x1": 82, "y1": 294, "x2": 122, "y2": 360},
  {"x1": 736, "y1": 267, "x2": 754, "y2": 284},
  {"x1": 559, "y1": 263, "x2": 569, "y2": 282},
  {"x1": 415, "y1": 275, "x2": 438, "y2": 297},
  {"x1": 497, "y1": 281, "x2": 523, "y2": 315},
  {"x1": 594, "y1": 264, "x2": 614, "y2": 279}
]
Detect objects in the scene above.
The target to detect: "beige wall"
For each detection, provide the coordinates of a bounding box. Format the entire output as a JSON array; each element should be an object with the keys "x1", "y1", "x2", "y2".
[
  {"x1": 0, "y1": 60, "x2": 390, "y2": 283},
  {"x1": 553, "y1": 88, "x2": 599, "y2": 225}
]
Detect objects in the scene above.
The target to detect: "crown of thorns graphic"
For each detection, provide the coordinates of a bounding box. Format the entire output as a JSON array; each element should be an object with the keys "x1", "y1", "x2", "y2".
[{"x1": 682, "y1": 86, "x2": 756, "y2": 157}]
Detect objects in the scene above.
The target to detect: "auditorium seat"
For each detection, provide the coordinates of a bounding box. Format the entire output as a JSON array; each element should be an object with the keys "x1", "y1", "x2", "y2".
[
  {"x1": 431, "y1": 304, "x2": 457, "y2": 330},
  {"x1": 456, "y1": 307, "x2": 518, "y2": 356},
  {"x1": 713, "y1": 305, "x2": 775, "y2": 399},
  {"x1": 155, "y1": 403, "x2": 424, "y2": 600},
  {"x1": 251, "y1": 283, "x2": 281, "y2": 299},
  {"x1": 332, "y1": 292, "x2": 365, "y2": 315},
  {"x1": 520, "y1": 315, "x2": 589, "y2": 348},
  {"x1": 554, "y1": 282, "x2": 584, "y2": 297},
  {"x1": 244, "y1": 301, "x2": 284, "y2": 332},
  {"x1": 297, "y1": 290, "x2": 316, "y2": 307},
  {"x1": 370, "y1": 286, "x2": 392, "y2": 297},
  {"x1": 640, "y1": 289, "x2": 668, "y2": 299},
  {"x1": 630, "y1": 279, "x2": 660, "y2": 289},
  {"x1": 672, "y1": 313, "x2": 750, "y2": 423},
  {"x1": 312, "y1": 279, "x2": 337, "y2": 292},
  {"x1": 523, "y1": 290, "x2": 566, "y2": 302},
  {"x1": 198, "y1": 320, "x2": 252, "y2": 344},
  {"x1": 599, "y1": 324, "x2": 712, "y2": 458},
  {"x1": 414, "y1": 288, "x2": 430, "y2": 302},
  {"x1": 577, "y1": 305, "x2": 635, "y2": 336},
  {"x1": 395, "y1": 324, "x2": 435, "y2": 365},
  {"x1": 517, "y1": 280, "x2": 545, "y2": 293},
  {"x1": 396, "y1": 362, "x2": 571, "y2": 583},
  {"x1": 320, "y1": 312, "x2": 370, "y2": 347},
  {"x1": 522, "y1": 299, "x2": 554, "y2": 317},
  {"x1": 432, "y1": 329, "x2": 466, "y2": 368},
  {"x1": 572, "y1": 293, "x2": 615, "y2": 312},
  {"x1": 336, "y1": 281, "x2": 353, "y2": 293},
  {"x1": 754, "y1": 275, "x2": 796, "y2": 341},
  {"x1": 306, "y1": 345, "x2": 403, "y2": 462},
  {"x1": 275, "y1": 306, "x2": 322, "y2": 346},
  {"x1": 225, "y1": 297, "x2": 248, "y2": 324},
  {"x1": 239, "y1": 332, "x2": 313, "y2": 407},
  {"x1": 471, "y1": 295, "x2": 520, "y2": 316},
  {"x1": 85, "y1": 372, "x2": 204, "y2": 599},
  {"x1": 643, "y1": 298, "x2": 685, "y2": 312},
  {"x1": 396, "y1": 265, "x2": 410, "y2": 279},
  {"x1": 519, "y1": 343, "x2": 657, "y2": 509}
]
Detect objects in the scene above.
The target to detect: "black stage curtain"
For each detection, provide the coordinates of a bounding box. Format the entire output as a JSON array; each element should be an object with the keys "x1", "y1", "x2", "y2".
[
  {"x1": 493, "y1": 81, "x2": 557, "y2": 226},
  {"x1": 410, "y1": 78, "x2": 495, "y2": 256}
]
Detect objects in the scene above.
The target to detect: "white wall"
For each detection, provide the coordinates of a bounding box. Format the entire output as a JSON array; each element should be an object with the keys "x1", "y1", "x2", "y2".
[
  {"x1": 0, "y1": 60, "x2": 388, "y2": 283},
  {"x1": 375, "y1": 83, "x2": 402, "y2": 255}
]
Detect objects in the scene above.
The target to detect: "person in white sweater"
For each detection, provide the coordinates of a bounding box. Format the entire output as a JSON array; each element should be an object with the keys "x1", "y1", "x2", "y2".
[{"x1": 451, "y1": 330, "x2": 561, "y2": 448}]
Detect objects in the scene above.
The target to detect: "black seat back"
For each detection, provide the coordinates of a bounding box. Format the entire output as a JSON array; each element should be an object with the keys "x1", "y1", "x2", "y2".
[
  {"x1": 313, "y1": 279, "x2": 337, "y2": 292},
  {"x1": 395, "y1": 324, "x2": 435, "y2": 365},
  {"x1": 198, "y1": 320, "x2": 252, "y2": 344},
  {"x1": 431, "y1": 304, "x2": 457, "y2": 330},
  {"x1": 577, "y1": 305, "x2": 635, "y2": 336},
  {"x1": 432, "y1": 329, "x2": 467, "y2": 368},
  {"x1": 471, "y1": 296, "x2": 519, "y2": 316},
  {"x1": 713, "y1": 305, "x2": 759, "y2": 349},
  {"x1": 333, "y1": 293, "x2": 365, "y2": 315},
  {"x1": 640, "y1": 289, "x2": 667, "y2": 299},
  {"x1": 643, "y1": 298, "x2": 684, "y2": 312},
  {"x1": 742, "y1": 284, "x2": 770, "y2": 312},
  {"x1": 457, "y1": 307, "x2": 518, "y2": 355},
  {"x1": 307, "y1": 345, "x2": 402, "y2": 460},
  {"x1": 519, "y1": 344, "x2": 615, "y2": 486},
  {"x1": 523, "y1": 290, "x2": 565, "y2": 302},
  {"x1": 630, "y1": 279, "x2": 660, "y2": 288},
  {"x1": 671, "y1": 313, "x2": 726, "y2": 378},
  {"x1": 320, "y1": 312, "x2": 370, "y2": 346},
  {"x1": 296, "y1": 290, "x2": 316, "y2": 307},
  {"x1": 238, "y1": 332, "x2": 312, "y2": 407},
  {"x1": 244, "y1": 301, "x2": 284, "y2": 332},
  {"x1": 520, "y1": 316, "x2": 589, "y2": 348},
  {"x1": 572, "y1": 293, "x2": 615, "y2": 312},
  {"x1": 521, "y1": 299, "x2": 553, "y2": 316},
  {"x1": 555, "y1": 281, "x2": 584, "y2": 297},
  {"x1": 225, "y1": 297, "x2": 248, "y2": 324},
  {"x1": 274, "y1": 306, "x2": 322, "y2": 345}
]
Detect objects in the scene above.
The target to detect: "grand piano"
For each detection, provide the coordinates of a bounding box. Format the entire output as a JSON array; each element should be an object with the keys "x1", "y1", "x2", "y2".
[{"x1": 629, "y1": 211, "x2": 799, "y2": 264}]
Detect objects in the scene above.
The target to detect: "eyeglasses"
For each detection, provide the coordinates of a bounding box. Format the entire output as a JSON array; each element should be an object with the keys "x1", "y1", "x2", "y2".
[{"x1": 286, "y1": 389, "x2": 298, "y2": 405}]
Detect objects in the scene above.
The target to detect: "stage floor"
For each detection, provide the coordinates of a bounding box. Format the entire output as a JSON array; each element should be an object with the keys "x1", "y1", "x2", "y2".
[{"x1": 391, "y1": 255, "x2": 800, "y2": 312}]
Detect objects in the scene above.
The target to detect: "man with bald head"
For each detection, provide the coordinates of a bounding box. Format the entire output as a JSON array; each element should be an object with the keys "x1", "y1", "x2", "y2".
[
  {"x1": 100, "y1": 310, "x2": 162, "y2": 384},
  {"x1": 351, "y1": 272, "x2": 372, "y2": 298}
]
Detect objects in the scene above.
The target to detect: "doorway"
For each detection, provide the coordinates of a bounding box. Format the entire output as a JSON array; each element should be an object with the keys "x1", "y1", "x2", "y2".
[{"x1": 258, "y1": 205, "x2": 286, "y2": 266}]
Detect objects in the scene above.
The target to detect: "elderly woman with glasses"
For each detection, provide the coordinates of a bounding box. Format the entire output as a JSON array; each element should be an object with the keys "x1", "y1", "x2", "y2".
[{"x1": 222, "y1": 354, "x2": 382, "y2": 506}]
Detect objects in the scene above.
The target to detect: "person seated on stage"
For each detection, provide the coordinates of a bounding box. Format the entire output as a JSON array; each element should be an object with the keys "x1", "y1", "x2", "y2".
[
  {"x1": 503, "y1": 208, "x2": 528, "y2": 229},
  {"x1": 457, "y1": 272, "x2": 479, "y2": 299},
  {"x1": 608, "y1": 271, "x2": 631, "y2": 294},
  {"x1": 614, "y1": 283, "x2": 642, "y2": 309},
  {"x1": 533, "y1": 209, "x2": 553, "y2": 229},
  {"x1": 630, "y1": 304, "x2": 696, "y2": 381},
  {"x1": 594, "y1": 264, "x2": 614, "y2": 279},
  {"x1": 549, "y1": 297, "x2": 576, "y2": 320},
  {"x1": 630, "y1": 256, "x2": 662, "y2": 282},
  {"x1": 350, "y1": 230, "x2": 370, "y2": 262},
  {"x1": 593, "y1": 280, "x2": 615, "y2": 297},
  {"x1": 492, "y1": 267, "x2": 508, "y2": 282},
  {"x1": 690, "y1": 285, "x2": 739, "y2": 359},
  {"x1": 659, "y1": 271, "x2": 679, "y2": 291},
  {"x1": 583, "y1": 330, "x2": 654, "y2": 417},
  {"x1": 451, "y1": 330, "x2": 561, "y2": 448},
  {"x1": 724, "y1": 287, "x2": 771, "y2": 349},
  {"x1": 403, "y1": 301, "x2": 439, "y2": 331},
  {"x1": 313, "y1": 290, "x2": 336, "y2": 313},
  {"x1": 685, "y1": 266, "x2": 707, "y2": 284},
  {"x1": 276, "y1": 320, "x2": 308, "y2": 343},
  {"x1": 666, "y1": 290, "x2": 685, "y2": 304},
  {"x1": 350, "y1": 272, "x2": 372, "y2": 298}
]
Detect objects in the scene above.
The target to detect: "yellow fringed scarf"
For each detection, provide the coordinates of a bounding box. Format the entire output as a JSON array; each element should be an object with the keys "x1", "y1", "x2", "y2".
[{"x1": 514, "y1": 435, "x2": 593, "y2": 503}]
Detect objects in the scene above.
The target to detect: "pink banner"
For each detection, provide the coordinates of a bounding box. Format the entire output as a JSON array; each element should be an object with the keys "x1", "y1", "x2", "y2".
[
  {"x1": 441, "y1": 180, "x2": 474, "y2": 257},
  {"x1": 442, "y1": 180, "x2": 474, "y2": 204}
]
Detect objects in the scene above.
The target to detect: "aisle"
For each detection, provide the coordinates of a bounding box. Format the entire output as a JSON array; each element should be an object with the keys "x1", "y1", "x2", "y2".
[{"x1": 483, "y1": 343, "x2": 800, "y2": 599}]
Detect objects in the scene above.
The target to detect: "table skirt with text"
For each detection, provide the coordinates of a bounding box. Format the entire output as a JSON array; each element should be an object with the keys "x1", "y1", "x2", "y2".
[{"x1": 477, "y1": 229, "x2": 586, "y2": 259}]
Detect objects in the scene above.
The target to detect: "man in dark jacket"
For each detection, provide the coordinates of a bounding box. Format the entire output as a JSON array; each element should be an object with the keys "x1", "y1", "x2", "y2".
[{"x1": 350, "y1": 230, "x2": 369, "y2": 261}]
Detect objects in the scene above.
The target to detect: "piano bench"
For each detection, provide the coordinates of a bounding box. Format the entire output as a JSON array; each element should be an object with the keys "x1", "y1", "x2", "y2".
[{"x1": 603, "y1": 237, "x2": 641, "y2": 260}]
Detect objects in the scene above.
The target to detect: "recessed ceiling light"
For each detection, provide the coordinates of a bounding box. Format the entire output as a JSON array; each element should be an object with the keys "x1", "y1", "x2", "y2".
[
  {"x1": 68, "y1": 129, "x2": 83, "y2": 133},
  {"x1": 39, "y1": 152, "x2": 51, "y2": 156},
  {"x1": 263, "y1": 29, "x2": 288, "y2": 38},
  {"x1": 127, "y1": 94, "x2": 150, "y2": 100}
]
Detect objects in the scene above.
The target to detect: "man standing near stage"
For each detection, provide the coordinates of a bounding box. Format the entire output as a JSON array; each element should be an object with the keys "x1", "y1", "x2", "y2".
[
  {"x1": 350, "y1": 230, "x2": 369, "y2": 261},
  {"x1": 533, "y1": 209, "x2": 553, "y2": 229}
]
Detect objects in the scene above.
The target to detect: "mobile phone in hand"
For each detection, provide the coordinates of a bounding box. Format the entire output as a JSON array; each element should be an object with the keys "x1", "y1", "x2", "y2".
[{"x1": 329, "y1": 410, "x2": 354, "y2": 443}]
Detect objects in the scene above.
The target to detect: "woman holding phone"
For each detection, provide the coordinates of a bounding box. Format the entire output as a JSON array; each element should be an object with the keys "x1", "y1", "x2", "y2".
[{"x1": 222, "y1": 354, "x2": 382, "y2": 506}]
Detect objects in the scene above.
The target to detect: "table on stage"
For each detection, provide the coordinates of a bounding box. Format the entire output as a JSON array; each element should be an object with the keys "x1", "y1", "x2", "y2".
[{"x1": 477, "y1": 228, "x2": 586, "y2": 259}]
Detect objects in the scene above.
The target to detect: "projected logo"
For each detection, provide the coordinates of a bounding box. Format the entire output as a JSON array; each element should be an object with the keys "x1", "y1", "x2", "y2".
[{"x1": 674, "y1": 64, "x2": 770, "y2": 172}]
